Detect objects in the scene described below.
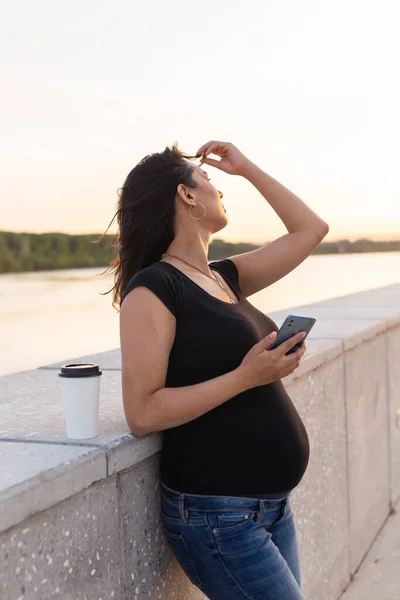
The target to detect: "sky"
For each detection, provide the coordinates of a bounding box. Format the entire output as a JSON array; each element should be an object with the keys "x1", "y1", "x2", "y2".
[{"x1": 1, "y1": 0, "x2": 399, "y2": 244}]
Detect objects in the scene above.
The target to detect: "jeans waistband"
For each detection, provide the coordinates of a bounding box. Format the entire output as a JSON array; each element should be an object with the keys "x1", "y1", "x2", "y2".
[
  {"x1": 161, "y1": 481, "x2": 291, "y2": 525},
  {"x1": 161, "y1": 481, "x2": 291, "y2": 506},
  {"x1": 161, "y1": 481, "x2": 291, "y2": 502}
]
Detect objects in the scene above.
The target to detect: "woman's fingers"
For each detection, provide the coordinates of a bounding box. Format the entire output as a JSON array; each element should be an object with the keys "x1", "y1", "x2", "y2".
[
  {"x1": 197, "y1": 141, "x2": 229, "y2": 158},
  {"x1": 196, "y1": 141, "x2": 215, "y2": 156}
]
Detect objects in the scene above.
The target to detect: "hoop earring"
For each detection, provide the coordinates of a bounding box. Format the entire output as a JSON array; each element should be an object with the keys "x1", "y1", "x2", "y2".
[{"x1": 189, "y1": 202, "x2": 206, "y2": 221}]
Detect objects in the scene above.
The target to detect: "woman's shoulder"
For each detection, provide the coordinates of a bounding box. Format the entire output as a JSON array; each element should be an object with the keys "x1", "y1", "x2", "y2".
[
  {"x1": 126, "y1": 260, "x2": 179, "y2": 285},
  {"x1": 121, "y1": 261, "x2": 183, "y2": 315}
]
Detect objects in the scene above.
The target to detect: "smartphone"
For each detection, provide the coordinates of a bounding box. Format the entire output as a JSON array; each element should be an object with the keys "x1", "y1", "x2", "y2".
[{"x1": 268, "y1": 314, "x2": 316, "y2": 355}]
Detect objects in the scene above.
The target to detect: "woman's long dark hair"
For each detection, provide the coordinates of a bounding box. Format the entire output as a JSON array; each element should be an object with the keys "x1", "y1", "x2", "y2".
[{"x1": 94, "y1": 142, "x2": 199, "y2": 312}]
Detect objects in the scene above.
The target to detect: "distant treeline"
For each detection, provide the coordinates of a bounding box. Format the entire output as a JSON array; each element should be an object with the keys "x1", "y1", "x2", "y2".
[{"x1": 0, "y1": 231, "x2": 399, "y2": 274}]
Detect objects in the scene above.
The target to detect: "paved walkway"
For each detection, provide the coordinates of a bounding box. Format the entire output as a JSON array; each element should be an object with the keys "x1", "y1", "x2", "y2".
[{"x1": 339, "y1": 499, "x2": 400, "y2": 600}]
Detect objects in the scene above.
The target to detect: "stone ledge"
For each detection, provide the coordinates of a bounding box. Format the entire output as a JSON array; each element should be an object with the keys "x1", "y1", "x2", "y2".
[
  {"x1": 0, "y1": 442, "x2": 106, "y2": 533},
  {"x1": 0, "y1": 367, "x2": 162, "y2": 532}
]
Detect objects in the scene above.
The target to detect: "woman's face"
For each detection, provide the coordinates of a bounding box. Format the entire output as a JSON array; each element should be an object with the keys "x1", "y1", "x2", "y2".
[{"x1": 187, "y1": 163, "x2": 227, "y2": 230}]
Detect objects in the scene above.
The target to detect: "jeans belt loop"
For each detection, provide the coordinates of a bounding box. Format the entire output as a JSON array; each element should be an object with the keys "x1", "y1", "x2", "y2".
[
  {"x1": 255, "y1": 500, "x2": 264, "y2": 523},
  {"x1": 179, "y1": 494, "x2": 188, "y2": 523},
  {"x1": 281, "y1": 496, "x2": 289, "y2": 516}
]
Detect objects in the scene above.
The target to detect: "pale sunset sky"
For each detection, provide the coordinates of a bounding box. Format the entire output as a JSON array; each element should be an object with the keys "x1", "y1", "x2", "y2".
[{"x1": 1, "y1": 0, "x2": 399, "y2": 244}]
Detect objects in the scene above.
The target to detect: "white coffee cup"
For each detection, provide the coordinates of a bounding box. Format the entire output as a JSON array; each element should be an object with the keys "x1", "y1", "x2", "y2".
[{"x1": 58, "y1": 363, "x2": 102, "y2": 439}]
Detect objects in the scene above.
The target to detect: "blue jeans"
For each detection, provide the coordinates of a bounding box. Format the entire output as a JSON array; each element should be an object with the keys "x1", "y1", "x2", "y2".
[{"x1": 161, "y1": 482, "x2": 304, "y2": 599}]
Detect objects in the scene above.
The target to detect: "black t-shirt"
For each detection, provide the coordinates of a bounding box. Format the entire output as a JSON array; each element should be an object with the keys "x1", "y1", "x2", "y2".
[{"x1": 121, "y1": 258, "x2": 310, "y2": 496}]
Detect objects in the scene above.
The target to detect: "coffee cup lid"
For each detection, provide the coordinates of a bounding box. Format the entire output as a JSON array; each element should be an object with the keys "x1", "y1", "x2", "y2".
[{"x1": 58, "y1": 363, "x2": 102, "y2": 378}]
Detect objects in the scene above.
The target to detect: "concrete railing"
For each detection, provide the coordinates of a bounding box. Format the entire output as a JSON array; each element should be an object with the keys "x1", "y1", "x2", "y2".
[{"x1": 1, "y1": 282, "x2": 399, "y2": 600}]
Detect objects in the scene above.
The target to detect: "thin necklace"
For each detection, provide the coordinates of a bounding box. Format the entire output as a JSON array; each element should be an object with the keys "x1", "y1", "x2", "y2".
[{"x1": 160, "y1": 252, "x2": 237, "y2": 304}]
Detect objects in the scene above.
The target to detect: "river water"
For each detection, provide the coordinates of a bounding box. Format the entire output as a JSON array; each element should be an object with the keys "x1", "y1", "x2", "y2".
[{"x1": 1, "y1": 252, "x2": 399, "y2": 376}]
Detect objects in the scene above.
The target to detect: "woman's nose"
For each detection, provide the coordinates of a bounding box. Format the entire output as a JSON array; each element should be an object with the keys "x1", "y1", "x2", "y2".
[{"x1": 218, "y1": 191, "x2": 223, "y2": 198}]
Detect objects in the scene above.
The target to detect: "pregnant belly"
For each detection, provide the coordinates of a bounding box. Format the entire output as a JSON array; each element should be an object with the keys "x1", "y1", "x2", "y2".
[{"x1": 219, "y1": 382, "x2": 311, "y2": 487}]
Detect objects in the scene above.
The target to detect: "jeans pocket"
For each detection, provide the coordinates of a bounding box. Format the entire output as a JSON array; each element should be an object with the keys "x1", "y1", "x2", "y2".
[
  {"x1": 161, "y1": 517, "x2": 203, "y2": 588},
  {"x1": 213, "y1": 510, "x2": 256, "y2": 535},
  {"x1": 211, "y1": 511, "x2": 268, "y2": 557}
]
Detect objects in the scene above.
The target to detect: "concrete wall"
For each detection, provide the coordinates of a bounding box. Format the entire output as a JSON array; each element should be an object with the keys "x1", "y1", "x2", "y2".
[{"x1": 1, "y1": 282, "x2": 399, "y2": 600}]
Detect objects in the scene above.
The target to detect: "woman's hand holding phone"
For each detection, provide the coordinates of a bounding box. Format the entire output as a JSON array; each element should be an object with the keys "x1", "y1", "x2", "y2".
[{"x1": 238, "y1": 330, "x2": 308, "y2": 390}]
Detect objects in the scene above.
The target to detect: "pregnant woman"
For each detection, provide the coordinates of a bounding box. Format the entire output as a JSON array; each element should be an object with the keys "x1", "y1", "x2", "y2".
[{"x1": 116, "y1": 140, "x2": 329, "y2": 599}]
